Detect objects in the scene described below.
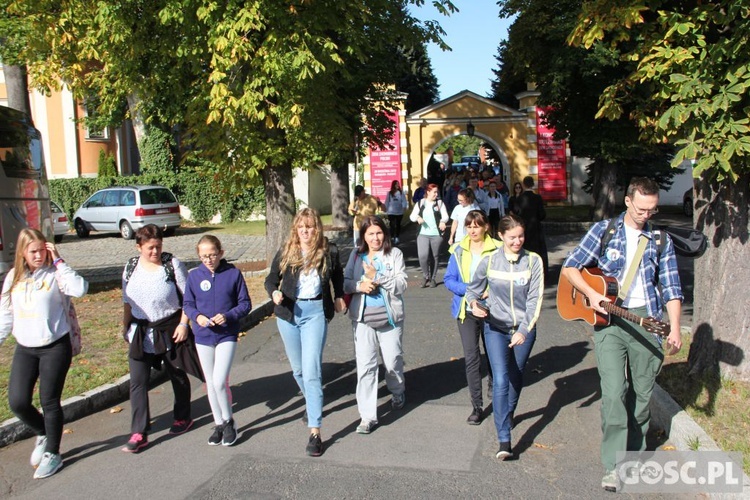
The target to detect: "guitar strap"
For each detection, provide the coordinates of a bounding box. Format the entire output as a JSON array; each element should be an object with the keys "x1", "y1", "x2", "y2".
[{"x1": 617, "y1": 234, "x2": 649, "y2": 305}]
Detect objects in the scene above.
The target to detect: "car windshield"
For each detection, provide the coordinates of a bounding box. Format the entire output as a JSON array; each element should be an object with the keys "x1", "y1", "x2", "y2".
[
  {"x1": 139, "y1": 188, "x2": 176, "y2": 205},
  {"x1": 51, "y1": 201, "x2": 62, "y2": 212}
]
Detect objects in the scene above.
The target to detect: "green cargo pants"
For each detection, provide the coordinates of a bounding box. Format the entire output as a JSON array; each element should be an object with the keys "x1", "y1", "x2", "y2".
[{"x1": 593, "y1": 307, "x2": 664, "y2": 471}]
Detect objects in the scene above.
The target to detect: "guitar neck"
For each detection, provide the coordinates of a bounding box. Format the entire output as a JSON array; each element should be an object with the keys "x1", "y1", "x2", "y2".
[{"x1": 600, "y1": 302, "x2": 669, "y2": 337}]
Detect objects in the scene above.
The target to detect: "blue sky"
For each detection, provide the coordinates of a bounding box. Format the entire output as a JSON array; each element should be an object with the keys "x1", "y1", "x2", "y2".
[{"x1": 410, "y1": 1, "x2": 513, "y2": 100}]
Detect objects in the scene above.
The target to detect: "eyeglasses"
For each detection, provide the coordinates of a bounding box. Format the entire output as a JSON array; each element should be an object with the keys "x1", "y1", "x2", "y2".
[
  {"x1": 199, "y1": 254, "x2": 219, "y2": 261},
  {"x1": 629, "y1": 204, "x2": 659, "y2": 216}
]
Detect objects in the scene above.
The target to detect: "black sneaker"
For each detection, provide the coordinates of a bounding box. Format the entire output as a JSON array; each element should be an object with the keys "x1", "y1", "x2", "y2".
[
  {"x1": 222, "y1": 419, "x2": 238, "y2": 446},
  {"x1": 306, "y1": 433, "x2": 323, "y2": 457},
  {"x1": 467, "y1": 406, "x2": 483, "y2": 425},
  {"x1": 496, "y1": 441, "x2": 512, "y2": 460},
  {"x1": 420, "y1": 278, "x2": 429, "y2": 288},
  {"x1": 169, "y1": 419, "x2": 194, "y2": 435},
  {"x1": 208, "y1": 424, "x2": 224, "y2": 446}
]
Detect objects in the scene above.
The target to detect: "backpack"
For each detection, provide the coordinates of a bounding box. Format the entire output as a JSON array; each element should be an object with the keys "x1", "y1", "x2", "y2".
[
  {"x1": 124, "y1": 252, "x2": 182, "y2": 300},
  {"x1": 599, "y1": 219, "x2": 707, "y2": 258},
  {"x1": 418, "y1": 199, "x2": 445, "y2": 233}
]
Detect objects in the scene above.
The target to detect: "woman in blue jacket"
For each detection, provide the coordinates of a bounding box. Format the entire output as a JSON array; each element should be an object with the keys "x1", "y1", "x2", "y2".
[
  {"x1": 183, "y1": 235, "x2": 251, "y2": 447},
  {"x1": 444, "y1": 210, "x2": 500, "y2": 425}
]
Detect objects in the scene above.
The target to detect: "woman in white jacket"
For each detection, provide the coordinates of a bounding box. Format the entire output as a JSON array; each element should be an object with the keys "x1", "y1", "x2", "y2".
[
  {"x1": 344, "y1": 215, "x2": 408, "y2": 434},
  {"x1": 0, "y1": 228, "x2": 88, "y2": 479},
  {"x1": 385, "y1": 180, "x2": 408, "y2": 244}
]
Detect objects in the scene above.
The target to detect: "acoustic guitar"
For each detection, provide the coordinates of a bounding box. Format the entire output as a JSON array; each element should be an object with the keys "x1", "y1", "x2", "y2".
[{"x1": 556, "y1": 267, "x2": 670, "y2": 337}]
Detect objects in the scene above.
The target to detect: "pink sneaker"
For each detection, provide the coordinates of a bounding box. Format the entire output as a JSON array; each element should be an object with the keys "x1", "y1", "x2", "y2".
[
  {"x1": 169, "y1": 419, "x2": 194, "y2": 435},
  {"x1": 122, "y1": 433, "x2": 148, "y2": 453}
]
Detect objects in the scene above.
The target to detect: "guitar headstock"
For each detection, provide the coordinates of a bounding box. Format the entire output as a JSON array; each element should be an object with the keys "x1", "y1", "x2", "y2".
[{"x1": 643, "y1": 318, "x2": 670, "y2": 337}]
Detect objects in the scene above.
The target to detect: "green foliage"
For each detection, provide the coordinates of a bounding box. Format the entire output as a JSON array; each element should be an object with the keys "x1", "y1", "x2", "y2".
[
  {"x1": 50, "y1": 170, "x2": 265, "y2": 225},
  {"x1": 568, "y1": 0, "x2": 750, "y2": 182},
  {"x1": 492, "y1": 0, "x2": 679, "y2": 191},
  {"x1": 435, "y1": 135, "x2": 483, "y2": 158},
  {"x1": 97, "y1": 150, "x2": 117, "y2": 177},
  {"x1": 138, "y1": 128, "x2": 175, "y2": 174}
]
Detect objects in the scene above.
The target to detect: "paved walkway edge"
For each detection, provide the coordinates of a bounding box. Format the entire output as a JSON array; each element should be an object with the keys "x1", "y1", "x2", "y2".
[
  {"x1": 0, "y1": 300, "x2": 274, "y2": 449},
  {"x1": 650, "y1": 383, "x2": 750, "y2": 495}
]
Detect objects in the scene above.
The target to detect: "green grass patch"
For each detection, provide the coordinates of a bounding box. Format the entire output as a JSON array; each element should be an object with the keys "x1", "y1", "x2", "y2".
[
  {"x1": 0, "y1": 283, "x2": 129, "y2": 423},
  {"x1": 181, "y1": 215, "x2": 336, "y2": 236},
  {"x1": 658, "y1": 330, "x2": 750, "y2": 474}
]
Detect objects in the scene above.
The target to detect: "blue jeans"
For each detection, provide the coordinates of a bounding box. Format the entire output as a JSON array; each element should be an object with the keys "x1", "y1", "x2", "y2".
[
  {"x1": 484, "y1": 323, "x2": 536, "y2": 443},
  {"x1": 276, "y1": 300, "x2": 327, "y2": 428}
]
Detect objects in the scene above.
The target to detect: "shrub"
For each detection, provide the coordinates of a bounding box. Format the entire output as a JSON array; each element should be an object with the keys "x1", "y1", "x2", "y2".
[
  {"x1": 97, "y1": 150, "x2": 117, "y2": 177},
  {"x1": 138, "y1": 128, "x2": 175, "y2": 174},
  {"x1": 50, "y1": 170, "x2": 266, "y2": 224}
]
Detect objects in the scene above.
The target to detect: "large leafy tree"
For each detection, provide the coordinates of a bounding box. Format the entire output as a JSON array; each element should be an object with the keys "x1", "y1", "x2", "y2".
[
  {"x1": 569, "y1": 0, "x2": 750, "y2": 380},
  {"x1": 9, "y1": 0, "x2": 454, "y2": 259},
  {"x1": 492, "y1": 0, "x2": 679, "y2": 220}
]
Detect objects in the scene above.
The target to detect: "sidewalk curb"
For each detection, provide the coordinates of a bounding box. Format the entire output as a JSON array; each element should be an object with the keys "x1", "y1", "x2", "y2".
[
  {"x1": 650, "y1": 384, "x2": 750, "y2": 493},
  {"x1": 0, "y1": 300, "x2": 275, "y2": 449}
]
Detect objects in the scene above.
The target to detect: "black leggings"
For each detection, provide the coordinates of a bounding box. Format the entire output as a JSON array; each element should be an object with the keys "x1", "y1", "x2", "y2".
[
  {"x1": 388, "y1": 214, "x2": 403, "y2": 239},
  {"x1": 8, "y1": 335, "x2": 72, "y2": 455}
]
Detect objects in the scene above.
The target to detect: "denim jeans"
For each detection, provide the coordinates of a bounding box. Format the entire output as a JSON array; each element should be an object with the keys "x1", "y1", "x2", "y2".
[
  {"x1": 276, "y1": 299, "x2": 327, "y2": 428},
  {"x1": 484, "y1": 323, "x2": 536, "y2": 443}
]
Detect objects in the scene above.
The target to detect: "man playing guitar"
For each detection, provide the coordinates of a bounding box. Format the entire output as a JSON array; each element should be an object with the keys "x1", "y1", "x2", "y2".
[{"x1": 560, "y1": 177, "x2": 683, "y2": 493}]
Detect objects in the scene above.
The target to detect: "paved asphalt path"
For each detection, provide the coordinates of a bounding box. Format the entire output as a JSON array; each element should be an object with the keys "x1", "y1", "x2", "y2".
[{"x1": 0, "y1": 214, "x2": 696, "y2": 499}]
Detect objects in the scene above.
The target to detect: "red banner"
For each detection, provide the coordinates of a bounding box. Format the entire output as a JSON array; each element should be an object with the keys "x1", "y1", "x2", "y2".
[
  {"x1": 536, "y1": 107, "x2": 568, "y2": 201},
  {"x1": 369, "y1": 111, "x2": 402, "y2": 202}
]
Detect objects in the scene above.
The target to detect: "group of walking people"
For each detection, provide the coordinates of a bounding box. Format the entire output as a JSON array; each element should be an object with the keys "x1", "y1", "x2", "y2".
[{"x1": 0, "y1": 175, "x2": 682, "y2": 494}]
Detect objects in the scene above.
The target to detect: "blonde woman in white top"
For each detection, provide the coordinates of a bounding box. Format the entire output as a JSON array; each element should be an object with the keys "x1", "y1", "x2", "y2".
[{"x1": 0, "y1": 228, "x2": 88, "y2": 479}]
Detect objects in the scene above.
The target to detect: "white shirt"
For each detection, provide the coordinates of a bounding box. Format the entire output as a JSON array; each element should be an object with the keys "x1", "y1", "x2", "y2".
[
  {"x1": 621, "y1": 224, "x2": 648, "y2": 309},
  {"x1": 451, "y1": 203, "x2": 481, "y2": 241}
]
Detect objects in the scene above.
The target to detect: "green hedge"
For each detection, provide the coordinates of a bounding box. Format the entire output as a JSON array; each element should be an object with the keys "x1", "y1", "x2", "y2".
[{"x1": 50, "y1": 172, "x2": 265, "y2": 224}]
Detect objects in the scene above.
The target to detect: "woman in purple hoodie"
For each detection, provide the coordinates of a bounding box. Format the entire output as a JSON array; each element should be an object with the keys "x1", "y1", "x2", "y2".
[{"x1": 183, "y1": 235, "x2": 251, "y2": 447}]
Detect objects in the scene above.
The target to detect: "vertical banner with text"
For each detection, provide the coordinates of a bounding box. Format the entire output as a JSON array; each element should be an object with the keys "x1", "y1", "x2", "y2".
[
  {"x1": 369, "y1": 111, "x2": 402, "y2": 202},
  {"x1": 536, "y1": 107, "x2": 568, "y2": 201}
]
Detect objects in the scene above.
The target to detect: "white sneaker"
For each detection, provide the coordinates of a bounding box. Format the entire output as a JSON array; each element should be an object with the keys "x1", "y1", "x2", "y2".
[
  {"x1": 30, "y1": 435, "x2": 47, "y2": 467},
  {"x1": 33, "y1": 452, "x2": 63, "y2": 479}
]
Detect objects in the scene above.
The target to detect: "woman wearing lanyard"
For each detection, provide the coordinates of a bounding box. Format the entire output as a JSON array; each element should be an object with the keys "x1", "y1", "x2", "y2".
[{"x1": 344, "y1": 216, "x2": 408, "y2": 434}]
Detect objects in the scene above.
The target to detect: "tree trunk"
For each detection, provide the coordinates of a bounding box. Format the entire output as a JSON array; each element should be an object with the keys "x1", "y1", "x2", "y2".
[
  {"x1": 591, "y1": 161, "x2": 617, "y2": 221},
  {"x1": 262, "y1": 162, "x2": 296, "y2": 264},
  {"x1": 330, "y1": 156, "x2": 351, "y2": 229},
  {"x1": 4, "y1": 65, "x2": 32, "y2": 120},
  {"x1": 126, "y1": 93, "x2": 148, "y2": 145},
  {"x1": 688, "y1": 172, "x2": 750, "y2": 381}
]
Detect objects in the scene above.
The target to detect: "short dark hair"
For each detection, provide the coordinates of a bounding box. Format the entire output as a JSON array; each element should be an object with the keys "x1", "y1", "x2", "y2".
[
  {"x1": 135, "y1": 224, "x2": 163, "y2": 244},
  {"x1": 464, "y1": 209, "x2": 489, "y2": 227},
  {"x1": 354, "y1": 185, "x2": 365, "y2": 197},
  {"x1": 458, "y1": 188, "x2": 475, "y2": 203},
  {"x1": 522, "y1": 176, "x2": 534, "y2": 189},
  {"x1": 626, "y1": 177, "x2": 660, "y2": 199}
]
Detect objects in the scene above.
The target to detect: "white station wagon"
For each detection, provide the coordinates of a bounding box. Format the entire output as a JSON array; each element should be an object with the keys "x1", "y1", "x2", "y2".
[{"x1": 73, "y1": 185, "x2": 181, "y2": 239}]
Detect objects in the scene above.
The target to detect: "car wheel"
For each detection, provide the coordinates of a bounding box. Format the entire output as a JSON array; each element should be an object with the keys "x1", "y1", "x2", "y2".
[
  {"x1": 164, "y1": 227, "x2": 176, "y2": 237},
  {"x1": 54, "y1": 235, "x2": 63, "y2": 243},
  {"x1": 74, "y1": 219, "x2": 90, "y2": 238},
  {"x1": 120, "y1": 221, "x2": 134, "y2": 240},
  {"x1": 683, "y1": 199, "x2": 693, "y2": 217}
]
